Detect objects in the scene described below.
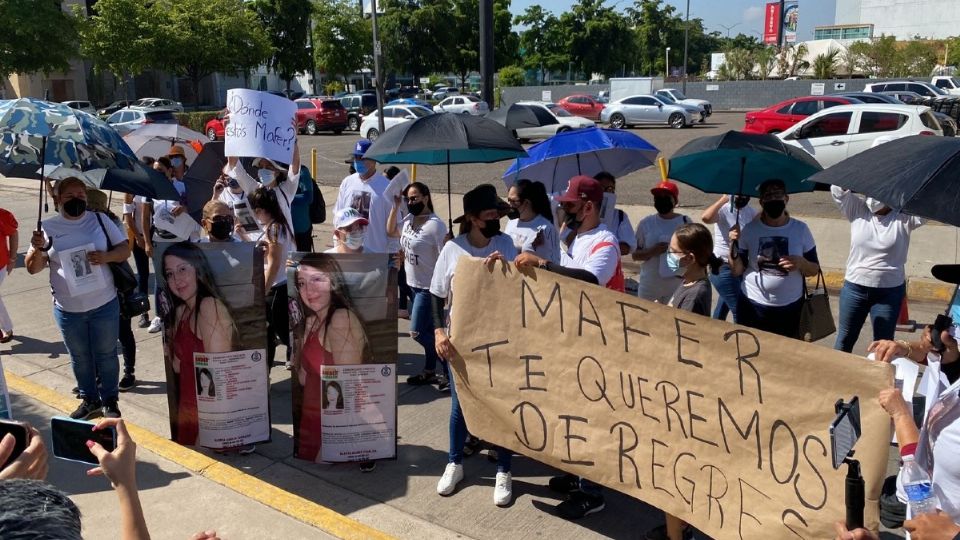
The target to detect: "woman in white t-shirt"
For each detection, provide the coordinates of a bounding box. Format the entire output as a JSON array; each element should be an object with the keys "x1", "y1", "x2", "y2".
[
  {"x1": 430, "y1": 184, "x2": 518, "y2": 507},
  {"x1": 730, "y1": 179, "x2": 820, "y2": 339},
  {"x1": 505, "y1": 179, "x2": 559, "y2": 265},
  {"x1": 25, "y1": 177, "x2": 131, "y2": 420},
  {"x1": 387, "y1": 182, "x2": 448, "y2": 387},
  {"x1": 632, "y1": 181, "x2": 689, "y2": 304},
  {"x1": 831, "y1": 185, "x2": 924, "y2": 353},
  {"x1": 701, "y1": 194, "x2": 759, "y2": 322}
]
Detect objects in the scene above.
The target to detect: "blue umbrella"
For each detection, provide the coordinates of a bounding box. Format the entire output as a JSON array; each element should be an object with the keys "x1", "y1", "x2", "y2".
[{"x1": 501, "y1": 126, "x2": 660, "y2": 194}]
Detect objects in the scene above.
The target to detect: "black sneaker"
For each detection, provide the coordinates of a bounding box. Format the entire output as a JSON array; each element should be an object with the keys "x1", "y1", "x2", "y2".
[
  {"x1": 548, "y1": 473, "x2": 580, "y2": 494},
  {"x1": 71, "y1": 386, "x2": 80, "y2": 397},
  {"x1": 556, "y1": 492, "x2": 605, "y2": 520},
  {"x1": 644, "y1": 524, "x2": 693, "y2": 540},
  {"x1": 118, "y1": 372, "x2": 136, "y2": 392},
  {"x1": 70, "y1": 399, "x2": 103, "y2": 420},
  {"x1": 137, "y1": 313, "x2": 151, "y2": 329},
  {"x1": 359, "y1": 460, "x2": 376, "y2": 473},
  {"x1": 406, "y1": 371, "x2": 439, "y2": 385},
  {"x1": 102, "y1": 399, "x2": 122, "y2": 419},
  {"x1": 437, "y1": 377, "x2": 450, "y2": 392}
]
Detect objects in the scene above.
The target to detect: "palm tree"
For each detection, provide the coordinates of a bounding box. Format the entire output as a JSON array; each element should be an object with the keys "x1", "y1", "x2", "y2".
[
  {"x1": 754, "y1": 47, "x2": 777, "y2": 79},
  {"x1": 724, "y1": 48, "x2": 754, "y2": 80},
  {"x1": 813, "y1": 48, "x2": 840, "y2": 79},
  {"x1": 787, "y1": 43, "x2": 810, "y2": 77}
]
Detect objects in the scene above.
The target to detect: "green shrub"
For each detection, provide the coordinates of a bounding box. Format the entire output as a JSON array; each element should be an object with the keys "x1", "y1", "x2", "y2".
[
  {"x1": 324, "y1": 80, "x2": 345, "y2": 95},
  {"x1": 176, "y1": 111, "x2": 219, "y2": 134},
  {"x1": 498, "y1": 65, "x2": 526, "y2": 87}
]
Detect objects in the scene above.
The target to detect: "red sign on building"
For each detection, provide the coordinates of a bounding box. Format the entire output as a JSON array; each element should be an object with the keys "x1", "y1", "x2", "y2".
[{"x1": 763, "y1": 2, "x2": 781, "y2": 45}]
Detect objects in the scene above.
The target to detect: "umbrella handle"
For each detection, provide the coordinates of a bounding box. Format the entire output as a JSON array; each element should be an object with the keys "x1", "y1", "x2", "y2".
[{"x1": 37, "y1": 136, "x2": 46, "y2": 231}]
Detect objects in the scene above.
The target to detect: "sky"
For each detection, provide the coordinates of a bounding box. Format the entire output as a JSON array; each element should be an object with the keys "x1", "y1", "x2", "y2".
[{"x1": 509, "y1": 0, "x2": 838, "y2": 42}]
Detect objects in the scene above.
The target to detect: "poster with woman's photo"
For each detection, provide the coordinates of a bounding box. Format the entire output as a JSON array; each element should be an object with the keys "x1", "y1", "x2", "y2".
[
  {"x1": 153, "y1": 241, "x2": 270, "y2": 449},
  {"x1": 287, "y1": 253, "x2": 398, "y2": 463}
]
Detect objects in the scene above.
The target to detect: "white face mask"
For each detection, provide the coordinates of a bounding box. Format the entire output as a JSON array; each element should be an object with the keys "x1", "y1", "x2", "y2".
[
  {"x1": 865, "y1": 197, "x2": 886, "y2": 214},
  {"x1": 343, "y1": 230, "x2": 365, "y2": 250},
  {"x1": 258, "y1": 169, "x2": 275, "y2": 184}
]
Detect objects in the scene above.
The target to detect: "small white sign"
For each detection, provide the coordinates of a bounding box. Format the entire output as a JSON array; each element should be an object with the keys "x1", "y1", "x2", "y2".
[
  {"x1": 706, "y1": 84, "x2": 720, "y2": 91},
  {"x1": 834, "y1": 82, "x2": 846, "y2": 90},
  {"x1": 419, "y1": 77, "x2": 429, "y2": 86},
  {"x1": 541, "y1": 90, "x2": 552, "y2": 102},
  {"x1": 810, "y1": 82, "x2": 825, "y2": 96}
]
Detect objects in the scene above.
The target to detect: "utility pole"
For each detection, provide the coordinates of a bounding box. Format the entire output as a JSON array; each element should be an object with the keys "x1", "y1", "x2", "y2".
[
  {"x1": 682, "y1": 0, "x2": 690, "y2": 93},
  {"x1": 665, "y1": 47, "x2": 671, "y2": 79},
  {"x1": 479, "y1": 0, "x2": 494, "y2": 109},
  {"x1": 308, "y1": 13, "x2": 318, "y2": 95},
  {"x1": 776, "y1": 0, "x2": 785, "y2": 51},
  {"x1": 370, "y1": 0, "x2": 385, "y2": 133}
]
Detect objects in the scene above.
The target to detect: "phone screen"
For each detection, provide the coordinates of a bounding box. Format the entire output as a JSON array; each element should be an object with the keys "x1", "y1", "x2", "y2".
[
  {"x1": 830, "y1": 398, "x2": 861, "y2": 469},
  {"x1": 50, "y1": 417, "x2": 116, "y2": 465},
  {"x1": 0, "y1": 420, "x2": 28, "y2": 468}
]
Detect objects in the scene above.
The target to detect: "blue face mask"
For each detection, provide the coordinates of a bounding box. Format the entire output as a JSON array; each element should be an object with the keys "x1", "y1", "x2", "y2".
[
  {"x1": 354, "y1": 159, "x2": 368, "y2": 176},
  {"x1": 666, "y1": 251, "x2": 684, "y2": 273}
]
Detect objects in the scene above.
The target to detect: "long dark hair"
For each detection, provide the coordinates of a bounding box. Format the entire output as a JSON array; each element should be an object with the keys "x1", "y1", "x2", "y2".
[
  {"x1": 404, "y1": 182, "x2": 435, "y2": 213},
  {"x1": 196, "y1": 368, "x2": 215, "y2": 397},
  {"x1": 674, "y1": 223, "x2": 723, "y2": 275},
  {"x1": 160, "y1": 241, "x2": 238, "y2": 343},
  {"x1": 515, "y1": 179, "x2": 553, "y2": 223},
  {"x1": 247, "y1": 186, "x2": 292, "y2": 239},
  {"x1": 322, "y1": 380, "x2": 344, "y2": 409}
]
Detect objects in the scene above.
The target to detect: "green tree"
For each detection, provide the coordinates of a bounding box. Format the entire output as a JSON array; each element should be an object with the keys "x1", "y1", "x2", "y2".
[
  {"x1": 812, "y1": 48, "x2": 839, "y2": 79},
  {"x1": 754, "y1": 46, "x2": 777, "y2": 79},
  {"x1": 562, "y1": 0, "x2": 635, "y2": 78},
  {"x1": 493, "y1": 0, "x2": 520, "y2": 70},
  {"x1": 946, "y1": 36, "x2": 960, "y2": 67},
  {"x1": 0, "y1": 0, "x2": 77, "y2": 82},
  {"x1": 313, "y1": 0, "x2": 370, "y2": 85},
  {"x1": 498, "y1": 65, "x2": 525, "y2": 87},
  {"x1": 515, "y1": 6, "x2": 568, "y2": 84},
  {"x1": 859, "y1": 35, "x2": 899, "y2": 77},
  {"x1": 152, "y1": 0, "x2": 272, "y2": 109},
  {"x1": 897, "y1": 40, "x2": 937, "y2": 76},
  {"x1": 252, "y1": 0, "x2": 313, "y2": 92},
  {"x1": 723, "y1": 48, "x2": 753, "y2": 80},
  {"x1": 378, "y1": 0, "x2": 452, "y2": 86},
  {"x1": 450, "y1": 0, "x2": 480, "y2": 89},
  {"x1": 74, "y1": 0, "x2": 155, "y2": 96},
  {"x1": 627, "y1": 0, "x2": 674, "y2": 76}
]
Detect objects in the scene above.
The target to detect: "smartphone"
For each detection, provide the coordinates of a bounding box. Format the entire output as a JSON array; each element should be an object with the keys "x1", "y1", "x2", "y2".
[
  {"x1": 830, "y1": 397, "x2": 861, "y2": 470},
  {"x1": 50, "y1": 417, "x2": 116, "y2": 465},
  {"x1": 0, "y1": 419, "x2": 28, "y2": 468}
]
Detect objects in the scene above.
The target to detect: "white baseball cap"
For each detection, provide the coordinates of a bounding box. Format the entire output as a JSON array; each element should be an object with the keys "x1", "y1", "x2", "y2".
[{"x1": 334, "y1": 208, "x2": 369, "y2": 229}]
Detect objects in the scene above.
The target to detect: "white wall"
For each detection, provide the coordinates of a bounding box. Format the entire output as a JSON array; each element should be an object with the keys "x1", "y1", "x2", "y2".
[{"x1": 839, "y1": 0, "x2": 960, "y2": 39}]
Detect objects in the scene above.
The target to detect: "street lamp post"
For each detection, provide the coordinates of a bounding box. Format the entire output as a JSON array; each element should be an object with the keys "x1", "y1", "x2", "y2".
[
  {"x1": 719, "y1": 22, "x2": 740, "y2": 38},
  {"x1": 665, "y1": 47, "x2": 671, "y2": 79},
  {"x1": 370, "y1": 0, "x2": 385, "y2": 133},
  {"x1": 682, "y1": 0, "x2": 690, "y2": 93}
]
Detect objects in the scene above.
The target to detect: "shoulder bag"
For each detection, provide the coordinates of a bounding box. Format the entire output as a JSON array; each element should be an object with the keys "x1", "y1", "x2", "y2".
[
  {"x1": 94, "y1": 212, "x2": 150, "y2": 318},
  {"x1": 797, "y1": 269, "x2": 836, "y2": 342}
]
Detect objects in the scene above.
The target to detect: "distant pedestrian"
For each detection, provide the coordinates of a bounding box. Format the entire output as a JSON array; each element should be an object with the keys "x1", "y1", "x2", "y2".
[
  {"x1": 632, "y1": 181, "x2": 689, "y2": 303},
  {"x1": 594, "y1": 171, "x2": 636, "y2": 256},
  {"x1": 333, "y1": 140, "x2": 398, "y2": 254},
  {"x1": 701, "y1": 194, "x2": 758, "y2": 322},
  {"x1": 0, "y1": 205, "x2": 17, "y2": 343},
  {"x1": 505, "y1": 179, "x2": 559, "y2": 264}
]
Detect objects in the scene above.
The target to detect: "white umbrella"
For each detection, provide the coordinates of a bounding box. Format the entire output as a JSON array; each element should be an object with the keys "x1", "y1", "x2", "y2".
[{"x1": 123, "y1": 123, "x2": 205, "y2": 164}]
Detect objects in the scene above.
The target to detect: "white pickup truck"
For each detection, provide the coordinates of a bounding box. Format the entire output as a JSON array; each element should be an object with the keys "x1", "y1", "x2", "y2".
[{"x1": 931, "y1": 76, "x2": 960, "y2": 95}]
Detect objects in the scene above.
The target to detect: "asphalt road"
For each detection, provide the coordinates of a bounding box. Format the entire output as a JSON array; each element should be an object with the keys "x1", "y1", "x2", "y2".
[{"x1": 297, "y1": 111, "x2": 843, "y2": 218}]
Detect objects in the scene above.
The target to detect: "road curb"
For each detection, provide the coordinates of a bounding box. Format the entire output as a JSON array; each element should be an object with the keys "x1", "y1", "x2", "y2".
[
  {"x1": 817, "y1": 271, "x2": 955, "y2": 303},
  {"x1": 5, "y1": 372, "x2": 397, "y2": 540}
]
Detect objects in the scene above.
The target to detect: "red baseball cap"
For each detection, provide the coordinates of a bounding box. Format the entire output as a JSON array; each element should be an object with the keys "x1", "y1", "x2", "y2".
[
  {"x1": 651, "y1": 180, "x2": 679, "y2": 201},
  {"x1": 557, "y1": 175, "x2": 603, "y2": 204}
]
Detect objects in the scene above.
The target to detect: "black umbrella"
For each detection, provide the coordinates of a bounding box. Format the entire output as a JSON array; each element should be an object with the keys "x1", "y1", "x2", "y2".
[
  {"x1": 363, "y1": 112, "x2": 527, "y2": 228},
  {"x1": 806, "y1": 135, "x2": 960, "y2": 227},
  {"x1": 182, "y1": 141, "x2": 259, "y2": 223},
  {"x1": 485, "y1": 103, "x2": 559, "y2": 131}
]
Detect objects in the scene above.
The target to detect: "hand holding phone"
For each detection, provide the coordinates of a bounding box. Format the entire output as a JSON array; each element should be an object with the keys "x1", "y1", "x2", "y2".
[
  {"x1": 84, "y1": 418, "x2": 137, "y2": 490},
  {"x1": 51, "y1": 417, "x2": 116, "y2": 466},
  {"x1": 0, "y1": 422, "x2": 48, "y2": 480}
]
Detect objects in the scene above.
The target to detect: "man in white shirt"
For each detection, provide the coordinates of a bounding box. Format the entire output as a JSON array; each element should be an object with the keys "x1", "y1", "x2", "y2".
[
  {"x1": 333, "y1": 140, "x2": 399, "y2": 254},
  {"x1": 594, "y1": 172, "x2": 636, "y2": 256}
]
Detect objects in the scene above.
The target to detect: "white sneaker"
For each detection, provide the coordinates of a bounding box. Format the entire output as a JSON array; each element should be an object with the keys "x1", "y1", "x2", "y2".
[
  {"x1": 436, "y1": 462, "x2": 464, "y2": 496},
  {"x1": 493, "y1": 471, "x2": 512, "y2": 506},
  {"x1": 147, "y1": 317, "x2": 162, "y2": 334}
]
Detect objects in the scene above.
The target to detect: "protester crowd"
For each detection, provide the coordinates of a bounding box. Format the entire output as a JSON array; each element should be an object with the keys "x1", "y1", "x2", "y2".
[{"x1": 1, "y1": 113, "x2": 958, "y2": 540}]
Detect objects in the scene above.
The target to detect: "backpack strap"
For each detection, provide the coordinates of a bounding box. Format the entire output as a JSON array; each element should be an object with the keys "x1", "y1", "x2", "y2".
[{"x1": 589, "y1": 241, "x2": 625, "y2": 292}]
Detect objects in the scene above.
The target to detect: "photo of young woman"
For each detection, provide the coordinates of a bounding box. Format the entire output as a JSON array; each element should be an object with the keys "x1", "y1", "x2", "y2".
[
  {"x1": 322, "y1": 380, "x2": 344, "y2": 411},
  {"x1": 159, "y1": 241, "x2": 238, "y2": 445},
  {"x1": 196, "y1": 367, "x2": 216, "y2": 398}
]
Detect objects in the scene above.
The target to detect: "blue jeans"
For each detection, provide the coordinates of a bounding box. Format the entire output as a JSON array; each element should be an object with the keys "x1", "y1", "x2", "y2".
[
  {"x1": 54, "y1": 297, "x2": 120, "y2": 402},
  {"x1": 410, "y1": 287, "x2": 440, "y2": 372},
  {"x1": 709, "y1": 263, "x2": 742, "y2": 322},
  {"x1": 835, "y1": 280, "x2": 905, "y2": 353},
  {"x1": 449, "y1": 371, "x2": 511, "y2": 472}
]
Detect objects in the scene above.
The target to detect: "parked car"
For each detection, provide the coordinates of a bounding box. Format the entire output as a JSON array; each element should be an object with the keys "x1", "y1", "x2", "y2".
[
  {"x1": 106, "y1": 108, "x2": 179, "y2": 135},
  {"x1": 882, "y1": 90, "x2": 925, "y2": 104},
  {"x1": 653, "y1": 92, "x2": 707, "y2": 122},
  {"x1": 433, "y1": 95, "x2": 489, "y2": 115},
  {"x1": 62, "y1": 100, "x2": 96, "y2": 114},
  {"x1": 832, "y1": 92, "x2": 901, "y2": 105},
  {"x1": 655, "y1": 89, "x2": 712, "y2": 119},
  {"x1": 556, "y1": 94, "x2": 606, "y2": 120},
  {"x1": 340, "y1": 93, "x2": 378, "y2": 131},
  {"x1": 432, "y1": 86, "x2": 460, "y2": 101},
  {"x1": 360, "y1": 105, "x2": 432, "y2": 140},
  {"x1": 600, "y1": 95, "x2": 695, "y2": 129},
  {"x1": 204, "y1": 109, "x2": 227, "y2": 140},
  {"x1": 863, "y1": 81, "x2": 952, "y2": 100},
  {"x1": 294, "y1": 98, "x2": 348, "y2": 135},
  {"x1": 932, "y1": 76, "x2": 960, "y2": 95},
  {"x1": 130, "y1": 97, "x2": 184, "y2": 112},
  {"x1": 387, "y1": 98, "x2": 432, "y2": 108},
  {"x1": 385, "y1": 86, "x2": 421, "y2": 99},
  {"x1": 512, "y1": 101, "x2": 595, "y2": 141},
  {"x1": 97, "y1": 100, "x2": 134, "y2": 117},
  {"x1": 743, "y1": 95, "x2": 863, "y2": 134},
  {"x1": 778, "y1": 104, "x2": 941, "y2": 168},
  {"x1": 935, "y1": 113, "x2": 958, "y2": 137}
]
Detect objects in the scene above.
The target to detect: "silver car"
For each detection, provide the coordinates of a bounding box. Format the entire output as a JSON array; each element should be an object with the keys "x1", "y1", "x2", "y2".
[{"x1": 600, "y1": 95, "x2": 694, "y2": 129}]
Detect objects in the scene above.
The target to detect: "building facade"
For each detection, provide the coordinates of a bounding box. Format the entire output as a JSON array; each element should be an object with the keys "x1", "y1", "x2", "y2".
[{"x1": 835, "y1": 0, "x2": 960, "y2": 40}]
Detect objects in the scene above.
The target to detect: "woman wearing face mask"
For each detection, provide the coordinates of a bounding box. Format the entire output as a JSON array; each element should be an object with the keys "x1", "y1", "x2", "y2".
[
  {"x1": 431, "y1": 184, "x2": 519, "y2": 507},
  {"x1": 386, "y1": 182, "x2": 449, "y2": 388},
  {"x1": 25, "y1": 177, "x2": 131, "y2": 420},
  {"x1": 831, "y1": 185, "x2": 924, "y2": 353},
  {"x1": 246, "y1": 187, "x2": 295, "y2": 367},
  {"x1": 701, "y1": 194, "x2": 759, "y2": 322},
  {"x1": 200, "y1": 201, "x2": 241, "y2": 243},
  {"x1": 631, "y1": 181, "x2": 690, "y2": 304},
  {"x1": 326, "y1": 208, "x2": 369, "y2": 254},
  {"x1": 505, "y1": 179, "x2": 560, "y2": 265},
  {"x1": 729, "y1": 179, "x2": 820, "y2": 338},
  {"x1": 167, "y1": 146, "x2": 189, "y2": 180}
]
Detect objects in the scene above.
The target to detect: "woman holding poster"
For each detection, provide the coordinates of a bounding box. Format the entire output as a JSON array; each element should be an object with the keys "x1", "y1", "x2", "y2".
[
  {"x1": 291, "y1": 255, "x2": 371, "y2": 461},
  {"x1": 160, "y1": 241, "x2": 238, "y2": 445}
]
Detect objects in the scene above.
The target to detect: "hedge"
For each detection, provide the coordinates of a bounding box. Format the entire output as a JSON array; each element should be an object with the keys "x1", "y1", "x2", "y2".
[{"x1": 175, "y1": 111, "x2": 219, "y2": 134}]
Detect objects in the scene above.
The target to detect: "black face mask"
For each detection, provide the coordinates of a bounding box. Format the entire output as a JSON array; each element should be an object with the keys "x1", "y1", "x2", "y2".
[
  {"x1": 209, "y1": 218, "x2": 234, "y2": 240},
  {"x1": 407, "y1": 201, "x2": 425, "y2": 216},
  {"x1": 653, "y1": 196, "x2": 675, "y2": 215},
  {"x1": 63, "y1": 198, "x2": 86, "y2": 218},
  {"x1": 762, "y1": 200, "x2": 786, "y2": 219},
  {"x1": 479, "y1": 219, "x2": 501, "y2": 238},
  {"x1": 506, "y1": 207, "x2": 520, "y2": 220},
  {"x1": 734, "y1": 196, "x2": 750, "y2": 209},
  {"x1": 563, "y1": 206, "x2": 583, "y2": 232}
]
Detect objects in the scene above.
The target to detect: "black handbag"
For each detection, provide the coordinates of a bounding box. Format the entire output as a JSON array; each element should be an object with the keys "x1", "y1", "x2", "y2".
[
  {"x1": 308, "y1": 178, "x2": 326, "y2": 224},
  {"x1": 797, "y1": 269, "x2": 836, "y2": 342},
  {"x1": 95, "y1": 212, "x2": 150, "y2": 318}
]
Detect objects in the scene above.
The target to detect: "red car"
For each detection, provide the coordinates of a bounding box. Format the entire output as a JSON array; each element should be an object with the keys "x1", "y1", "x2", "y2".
[
  {"x1": 294, "y1": 98, "x2": 347, "y2": 135},
  {"x1": 557, "y1": 94, "x2": 605, "y2": 120},
  {"x1": 743, "y1": 96, "x2": 863, "y2": 134},
  {"x1": 204, "y1": 109, "x2": 227, "y2": 141}
]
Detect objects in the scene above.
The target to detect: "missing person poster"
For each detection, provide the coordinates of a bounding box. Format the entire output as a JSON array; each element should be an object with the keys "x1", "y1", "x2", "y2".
[
  {"x1": 154, "y1": 241, "x2": 270, "y2": 449},
  {"x1": 449, "y1": 259, "x2": 893, "y2": 539},
  {"x1": 287, "y1": 253, "x2": 398, "y2": 463}
]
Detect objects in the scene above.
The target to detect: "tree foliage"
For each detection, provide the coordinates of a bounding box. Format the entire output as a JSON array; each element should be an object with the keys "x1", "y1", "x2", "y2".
[
  {"x1": 0, "y1": 0, "x2": 78, "y2": 80},
  {"x1": 75, "y1": 0, "x2": 154, "y2": 90},
  {"x1": 515, "y1": 5, "x2": 568, "y2": 84},
  {"x1": 498, "y1": 65, "x2": 525, "y2": 87},
  {"x1": 378, "y1": 0, "x2": 451, "y2": 84},
  {"x1": 313, "y1": 0, "x2": 370, "y2": 84},
  {"x1": 252, "y1": 0, "x2": 313, "y2": 90},
  {"x1": 812, "y1": 48, "x2": 839, "y2": 79}
]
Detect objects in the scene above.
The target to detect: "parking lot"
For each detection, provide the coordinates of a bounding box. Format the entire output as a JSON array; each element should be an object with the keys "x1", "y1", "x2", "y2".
[{"x1": 297, "y1": 111, "x2": 844, "y2": 218}]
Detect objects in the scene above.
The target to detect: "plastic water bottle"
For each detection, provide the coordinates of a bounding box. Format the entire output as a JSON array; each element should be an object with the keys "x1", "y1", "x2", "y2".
[{"x1": 901, "y1": 451, "x2": 939, "y2": 516}]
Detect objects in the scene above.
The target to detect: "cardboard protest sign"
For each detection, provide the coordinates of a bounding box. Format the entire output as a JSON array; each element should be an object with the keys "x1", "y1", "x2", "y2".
[
  {"x1": 155, "y1": 241, "x2": 270, "y2": 449},
  {"x1": 288, "y1": 253, "x2": 398, "y2": 463},
  {"x1": 224, "y1": 89, "x2": 297, "y2": 165},
  {"x1": 449, "y1": 259, "x2": 893, "y2": 540}
]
